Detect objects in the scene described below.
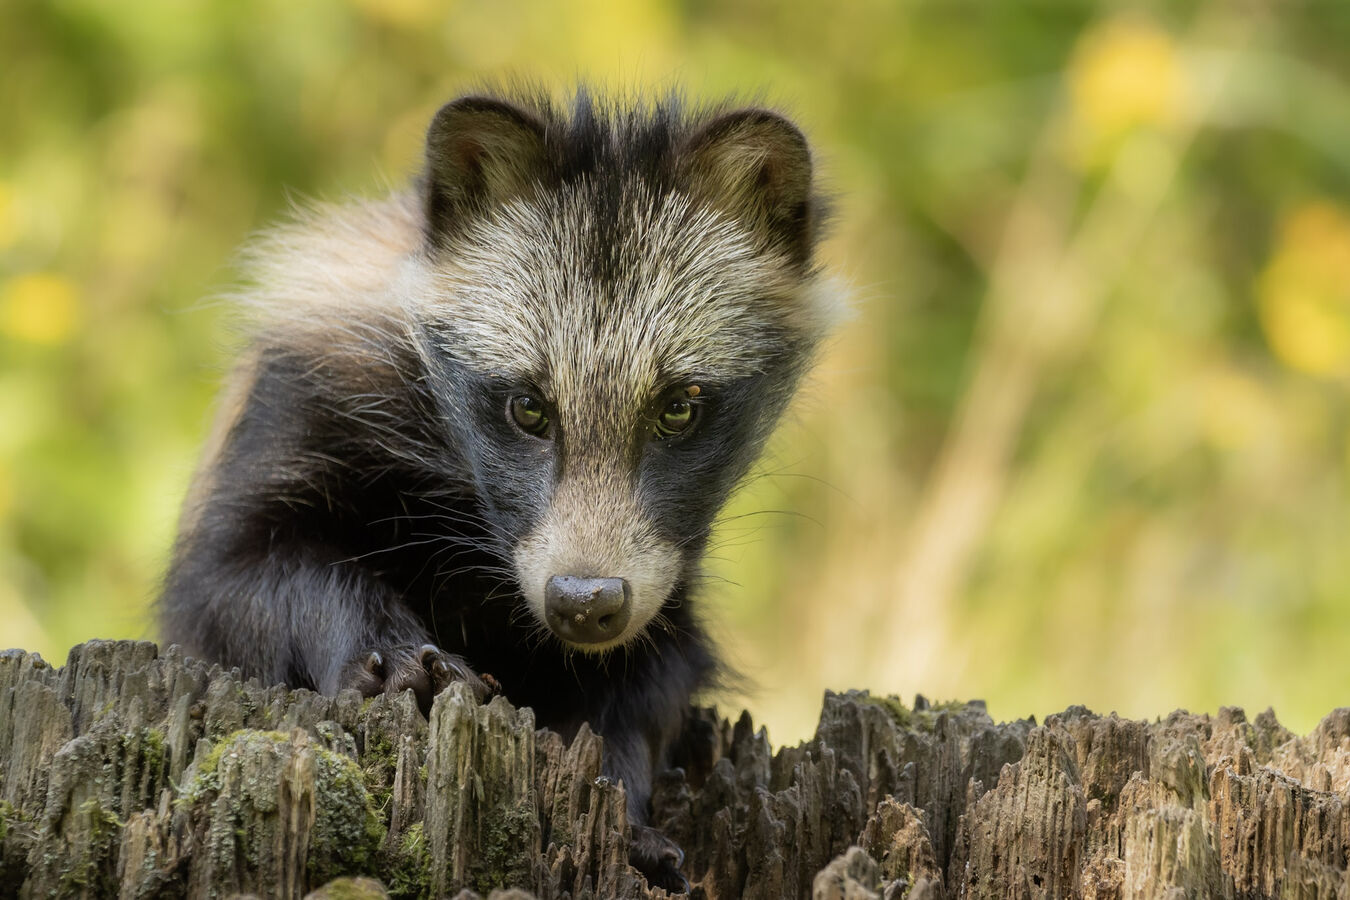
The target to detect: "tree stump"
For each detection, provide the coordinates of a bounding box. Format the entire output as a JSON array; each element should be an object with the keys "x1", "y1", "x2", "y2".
[{"x1": 1, "y1": 641, "x2": 1347, "y2": 898}]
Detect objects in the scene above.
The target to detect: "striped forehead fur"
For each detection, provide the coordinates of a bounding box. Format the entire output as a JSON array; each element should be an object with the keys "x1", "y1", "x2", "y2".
[{"x1": 417, "y1": 181, "x2": 814, "y2": 391}]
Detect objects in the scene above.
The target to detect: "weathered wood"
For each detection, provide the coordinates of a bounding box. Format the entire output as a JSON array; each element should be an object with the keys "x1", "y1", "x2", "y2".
[{"x1": 1, "y1": 641, "x2": 1348, "y2": 899}]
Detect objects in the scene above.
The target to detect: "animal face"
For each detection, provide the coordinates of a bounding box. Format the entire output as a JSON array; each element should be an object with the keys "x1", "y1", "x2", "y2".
[{"x1": 415, "y1": 178, "x2": 820, "y2": 650}]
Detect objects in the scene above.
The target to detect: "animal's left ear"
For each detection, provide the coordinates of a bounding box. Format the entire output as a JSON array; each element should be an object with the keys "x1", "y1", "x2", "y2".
[{"x1": 682, "y1": 109, "x2": 817, "y2": 265}]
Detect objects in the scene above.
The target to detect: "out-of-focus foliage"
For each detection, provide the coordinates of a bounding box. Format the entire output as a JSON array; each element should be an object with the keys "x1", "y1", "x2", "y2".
[{"x1": 2, "y1": 1, "x2": 1347, "y2": 742}]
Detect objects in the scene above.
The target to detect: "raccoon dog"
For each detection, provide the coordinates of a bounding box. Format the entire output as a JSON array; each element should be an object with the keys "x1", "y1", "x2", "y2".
[{"x1": 162, "y1": 87, "x2": 836, "y2": 889}]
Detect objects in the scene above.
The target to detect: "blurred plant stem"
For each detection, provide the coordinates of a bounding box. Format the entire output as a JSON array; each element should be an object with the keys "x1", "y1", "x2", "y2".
[{"x1": 878, "y1": 11, "x2": 1251, "y2": 689}]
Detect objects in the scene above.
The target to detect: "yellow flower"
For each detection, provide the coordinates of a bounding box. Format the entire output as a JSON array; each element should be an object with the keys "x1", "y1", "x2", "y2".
[
  {"x1": 1066, "y1": 15, "x2": 1188, "y2": 165},
  {"x1": 1258, "y1": 203, "x2": 1350, "y2": 378},
  {"x1": 1, "y1": 272, "x2": 80, "y2": 346}
]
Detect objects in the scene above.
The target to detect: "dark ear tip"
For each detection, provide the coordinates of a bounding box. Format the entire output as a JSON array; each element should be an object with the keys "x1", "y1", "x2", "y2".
[
  {"x1": 422, "y1": 94, "x2": 550, "y2": 246},
  {"x1": 692, "y1": 107, "x2": 810, "y2": 156},
  {"x1": 427, "y1": 95, "x2": 546, "y2": 144},
  {"x1": 681, "y1": 106, "x2": 818, "y2": 264}
]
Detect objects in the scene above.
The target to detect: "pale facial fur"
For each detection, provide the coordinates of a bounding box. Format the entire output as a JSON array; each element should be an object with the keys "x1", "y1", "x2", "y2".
[{"x1": 410, "y1": 179, "x2": 830, "y2": 649}]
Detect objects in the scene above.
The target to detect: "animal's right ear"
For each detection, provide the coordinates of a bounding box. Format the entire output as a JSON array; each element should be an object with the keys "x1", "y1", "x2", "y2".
[{"x1": 423, "y1": 96, "x2": 548, "y2": 247}]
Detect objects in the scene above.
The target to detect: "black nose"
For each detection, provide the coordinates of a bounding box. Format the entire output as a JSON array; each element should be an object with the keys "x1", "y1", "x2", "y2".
[{"x1": 544, "y1": 576, "x2": 631, "y2": 645}]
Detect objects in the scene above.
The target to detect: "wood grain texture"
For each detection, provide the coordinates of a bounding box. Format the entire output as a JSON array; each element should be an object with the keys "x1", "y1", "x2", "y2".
[{"x1": 1, "y1": 642, "x2": 1347, "y2": 899}]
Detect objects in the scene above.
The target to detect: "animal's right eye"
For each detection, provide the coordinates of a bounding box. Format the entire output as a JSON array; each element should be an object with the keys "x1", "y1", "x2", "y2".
[{"x1": 509, "y1": 394, "x2": 550, "y2": 437}]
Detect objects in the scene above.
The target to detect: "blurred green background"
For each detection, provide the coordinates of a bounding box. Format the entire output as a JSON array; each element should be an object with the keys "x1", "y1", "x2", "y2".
[{"x1": 3, "y1": 0, "x2": 1349, "y2": 744}]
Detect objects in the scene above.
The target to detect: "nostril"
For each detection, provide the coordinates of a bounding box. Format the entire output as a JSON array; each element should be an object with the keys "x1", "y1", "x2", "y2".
[{"x1": 544, "y1": 575, "x2": 633, "y2": 645}]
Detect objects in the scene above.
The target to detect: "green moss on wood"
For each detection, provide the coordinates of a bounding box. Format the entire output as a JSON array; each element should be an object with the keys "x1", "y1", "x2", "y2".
[
  {"x1": 0, "y1": 800, "x2": 16, "y2": 843},
  {"x1": 867, "y1": 695, "x2": 976, "y2": 733},
  {"x1": 57, "y1": 797, "x2": 124, "y2": 895},
  {"x1": 361, "y1": 727, "x2": 398, "y2": 816},
  {"x1": 471, "y1": 804, "x2": 536, "y2": 894},
  {"x1": 309, "y1": 744, "x2": 386, "y2": 885},
  {"x1": 179, "y1": 729, "x2": 290, "y2": 805},
  {"x1": 140, "y1": 726, "x2": 167, "y2": 776},
  {"x1": 384, "y1": 822, "x2": 432, "y2": 898}
]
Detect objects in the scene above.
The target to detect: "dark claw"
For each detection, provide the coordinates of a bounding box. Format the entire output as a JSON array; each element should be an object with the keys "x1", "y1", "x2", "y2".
[
  {"x1": 340, "y1": 644, "x2": 488, "y2": 715},
  {"x1": 423, "y1": 645, "x2": 451, "y2": 682}
]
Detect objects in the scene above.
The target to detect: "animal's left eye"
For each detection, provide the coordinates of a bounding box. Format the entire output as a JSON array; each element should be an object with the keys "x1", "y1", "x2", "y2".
[{"x1": 653, "y1": 386, "x2": 701, "y2": 439}]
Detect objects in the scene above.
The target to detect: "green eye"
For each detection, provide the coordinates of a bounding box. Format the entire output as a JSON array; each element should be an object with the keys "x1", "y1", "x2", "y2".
[
  {"x1": 654, "y1": 387, "x2": 699, "y2": 439},
  {"x1": 509, "y1": 394, "x2": 549, "y2": 436}
]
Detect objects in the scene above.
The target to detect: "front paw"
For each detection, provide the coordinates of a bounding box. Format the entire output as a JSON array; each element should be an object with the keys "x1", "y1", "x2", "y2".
[
  {"x1": 340, "y1": 643, "x2": 490, "y2": 714},
  {"x1": 631, "y1": 824, "x2": 689, "y2": 894}
]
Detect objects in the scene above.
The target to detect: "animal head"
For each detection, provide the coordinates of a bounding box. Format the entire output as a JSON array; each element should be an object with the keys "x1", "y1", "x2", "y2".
[{"x1": 403, "y1": 91, "x2": 838, "y2": 652}]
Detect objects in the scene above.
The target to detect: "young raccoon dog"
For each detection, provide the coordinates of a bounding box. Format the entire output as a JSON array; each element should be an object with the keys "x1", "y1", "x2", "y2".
[{"x1": 162, "y1": 88, "x2": 836, "y2": 890}]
